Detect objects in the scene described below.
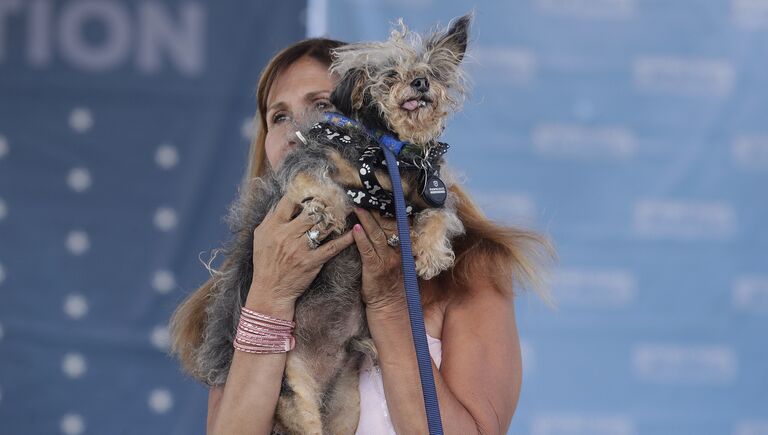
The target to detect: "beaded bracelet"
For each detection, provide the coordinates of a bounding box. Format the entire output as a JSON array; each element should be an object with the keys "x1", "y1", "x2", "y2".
[{"x1": 233, "y1": 306, "x2": 296, "y2": 354}]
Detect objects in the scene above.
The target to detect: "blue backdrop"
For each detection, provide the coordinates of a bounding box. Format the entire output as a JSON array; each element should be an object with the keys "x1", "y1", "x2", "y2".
[
  {"x1": 1, "y1": 0, "x2": 767, "y2": 434},
  {"x1": 0, "y1": 1, "x2": 306, "y2": 433}
]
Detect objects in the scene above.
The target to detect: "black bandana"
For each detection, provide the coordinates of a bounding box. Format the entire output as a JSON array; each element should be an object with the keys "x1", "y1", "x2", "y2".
[{"x1": 305, "y1": 120, "x2": 449, "y2": 218}]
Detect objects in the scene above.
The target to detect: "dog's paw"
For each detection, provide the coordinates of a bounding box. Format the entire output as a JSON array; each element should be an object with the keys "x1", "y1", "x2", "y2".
[
  {"x1": 414, "y1": 248, "x2": 455, "y2": 280},
  {"x1": 302, "y1": 197, "x2": 332, "y2": 229},
  {"x1": 302, "y1": 197, "x2": 347, "y2": 244},
  {"x1": 411, "y1": 208, "x2": 465, "y2": 280}
]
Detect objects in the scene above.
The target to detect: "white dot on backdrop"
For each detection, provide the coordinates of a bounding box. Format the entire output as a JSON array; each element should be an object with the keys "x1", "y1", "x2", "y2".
[
  {"x1": 152, "y1": 270, "x2": 176, "y2": 294},
  {"x1": 0, "y1": 134, "x2": 8, "y2": 159},
  {"x1": 155, "y1": 143, "x2": 179, "y2": 169},
  {"x1": 148, "y1": 388, "x2": 174, "y2": 414},
  {"x1": 241, "y1": 116, "x2": 256, "y2": 140},
  {"x1": 0, "y1": 197, "x2": 7, "y2": 220},
  {"x1": 69, "y1": 107, "x2": 93, "y2": 133},
  {"x1": 62, "y1": 352, "x2": 87, "y2": 379},
  {"x1": 63, "y1": 294, "x2": 89, "y2": 319},
  {"x1": 66, "y1": 231, "x2": 90, "y2": 255},
  {"x1": 153, "y1": 207, "x2": 178, "y2": 231},
  {"x1": 60, "y1": 413, "x2": 85, "y2": 435},
  {"x1": 67, "y1": 167, "x2": 92, "y2": 193},
  {"x1": 150, "y1": 325, "x2": 170, "y2": 351}
]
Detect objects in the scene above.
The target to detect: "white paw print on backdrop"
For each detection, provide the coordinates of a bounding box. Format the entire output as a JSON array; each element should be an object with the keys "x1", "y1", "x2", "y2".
[
  {"x1": 61, "y1": 352, "x2": 88, "y2": 379},
  {"x1": 150, "y1": 325, "x2": 170, "y2": 351},
  {"x1": 67, "y1": 167, "x2": 92, "y2": 193},
  {"x1": 69, "y1": 107, "x2": 93, "y2": 133},
  {"x1": 241, "y1": 116, "x2": 256, "y2": 140},
  {"x1": 63, "y1": 294, "x2": 89, "y2": 320},
  {"x1": 148, "y1": 388, "x2": 174, "y2": 414},
  {"x1": 60, "y1": 413, "x2": 85, "y2": 435},
  {"x1": 0, "y1": 134, "x2": 8, "y2": 158},
  {"x1": 153, "y1": 207, "x2": 178, "y2": 231},
  {"x1": 65, "y1": 230, "x2": 90, "y2": 255},
  {"x1": 155, "y1": 143, "x2": 179, "y2": 169},
  {"x1": 151, "y1": 269, "x2": 176, "y2": 294},
  {"x1": 0, "y1": 134, "x2": 7, "y2": 223}
]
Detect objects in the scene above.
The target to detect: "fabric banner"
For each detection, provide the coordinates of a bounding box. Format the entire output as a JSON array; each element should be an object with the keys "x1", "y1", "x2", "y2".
[
  {"x1": 0, "y1": 1, "x2": 306, "y2": 433},
  {"x1": 317, "y1": 1, "x2": 767, "y2": 434}
]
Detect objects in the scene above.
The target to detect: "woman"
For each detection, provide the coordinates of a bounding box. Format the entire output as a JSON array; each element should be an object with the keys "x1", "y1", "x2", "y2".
[{"x1": 169, "y1": 37, "x2": 555, "y2": 435}]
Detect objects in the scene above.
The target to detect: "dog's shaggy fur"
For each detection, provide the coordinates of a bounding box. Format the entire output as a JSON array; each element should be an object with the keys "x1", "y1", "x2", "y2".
[{"x1": 196, "y1": 14, "x2": 472, "y2": 434}]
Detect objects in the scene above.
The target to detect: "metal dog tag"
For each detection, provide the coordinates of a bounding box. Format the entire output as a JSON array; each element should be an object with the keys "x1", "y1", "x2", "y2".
[{"x1": 422, "y1": 174, "x2": 447, "y2": 207}]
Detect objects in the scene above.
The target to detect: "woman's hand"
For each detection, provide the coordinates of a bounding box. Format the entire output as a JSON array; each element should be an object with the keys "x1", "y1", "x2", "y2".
[
  {"x1": 247, "y1": 195, "x2": 355, "y2": 312},
  {"x1": 351, "y1": 208, "x2": 407, "y2": 313}
]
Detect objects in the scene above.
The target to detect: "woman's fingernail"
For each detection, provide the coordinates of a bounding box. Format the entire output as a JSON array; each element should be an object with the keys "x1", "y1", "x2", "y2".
[{"x1": 354, "y1": 224, "x2": 362, "y2": 232}]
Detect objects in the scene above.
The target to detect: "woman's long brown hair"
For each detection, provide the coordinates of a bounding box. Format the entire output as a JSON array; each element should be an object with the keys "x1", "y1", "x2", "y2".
[
  {"x1": 169, "y1": 38, "x2": 346, "y2": 380},
  {"x1": 169, "y1": 37, "x2": 556, "y2": 382}
]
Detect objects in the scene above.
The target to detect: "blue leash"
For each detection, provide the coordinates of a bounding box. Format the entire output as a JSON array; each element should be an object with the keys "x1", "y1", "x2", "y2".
[
  {"x1": 380, "y1": 143, "x2": 444, "y2": 435},
  {"x1": 319, "y1": 113, "x2": 444, "y2": 433}
]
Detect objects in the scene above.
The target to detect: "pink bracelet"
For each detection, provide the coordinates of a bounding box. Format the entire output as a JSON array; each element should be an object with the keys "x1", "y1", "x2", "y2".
[
  {"x1": 241, "y1": 306, "x2": 295, "y2": 328},
  {"x1": 233, "y1": 306, "x2": 296, "y2": 354}
]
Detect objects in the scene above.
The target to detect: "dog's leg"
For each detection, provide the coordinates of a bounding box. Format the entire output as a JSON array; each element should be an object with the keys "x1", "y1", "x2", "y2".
[
  {"x1": 276, "y1": 352, "x2": 324, "y2": 435},
  {"x1": 411, "y1": 208, "x2": 465, "y2": 280}
]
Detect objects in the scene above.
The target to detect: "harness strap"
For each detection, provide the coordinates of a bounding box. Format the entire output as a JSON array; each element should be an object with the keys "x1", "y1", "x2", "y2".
[
  {"x1": 380, "y1": 142, "x2": 445, "y2": 434},
  {"x1": 346, "y1": 145, "x2": 416, "y2": 218}
]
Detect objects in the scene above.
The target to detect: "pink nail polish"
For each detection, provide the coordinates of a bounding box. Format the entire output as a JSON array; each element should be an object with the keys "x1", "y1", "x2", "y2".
[{"x1": 354, "y1": 224, "x2": 362, "y2": 232}]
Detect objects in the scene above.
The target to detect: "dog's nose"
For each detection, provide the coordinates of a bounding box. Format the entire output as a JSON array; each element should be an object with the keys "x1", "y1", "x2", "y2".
[{"x1": 411, "y1": 77, "x2": 429, "y2": 93}]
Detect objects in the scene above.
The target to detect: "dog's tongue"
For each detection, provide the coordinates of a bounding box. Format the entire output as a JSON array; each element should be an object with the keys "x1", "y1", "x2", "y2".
[{"x1": 401, "y1": 99, "x2": 419, "y2": 111}]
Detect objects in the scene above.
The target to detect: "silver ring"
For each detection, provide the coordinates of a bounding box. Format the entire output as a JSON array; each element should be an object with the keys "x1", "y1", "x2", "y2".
[
  {"x1": 386, "y1": 234, "x2": 400, "y2": 247},
  {"x1": 306, "y1": 229, "x2": 321, "y2": 249}
]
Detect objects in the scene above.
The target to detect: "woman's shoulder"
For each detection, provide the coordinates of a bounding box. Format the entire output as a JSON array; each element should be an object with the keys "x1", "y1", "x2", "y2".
[{"x1": 421, "y1": 266, "x2": 516, "y2": 342}]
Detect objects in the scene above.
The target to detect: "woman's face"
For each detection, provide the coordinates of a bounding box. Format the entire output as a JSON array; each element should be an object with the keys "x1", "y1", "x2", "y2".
[{"x1": 264, "y1": 55, "x2": 337, "y2": 170}]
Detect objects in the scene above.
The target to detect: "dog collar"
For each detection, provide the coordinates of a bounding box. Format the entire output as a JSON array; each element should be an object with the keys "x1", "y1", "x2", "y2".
[
  {"x1": 307, "y1": 113, "x2": 449, "y2": 216},
  {"x1": 322, "y1": 113, "x2": 406, "y2": 155},
  {"x1": 321, "y1": 112, "x2": 450, "y2": 171}
]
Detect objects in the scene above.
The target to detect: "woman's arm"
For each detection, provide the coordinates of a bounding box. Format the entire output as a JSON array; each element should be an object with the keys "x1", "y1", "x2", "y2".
[
  {"x1": 207, "y1": 196, "x2": 355, "y2": 434},
  {"x1": 207, "y1": 293, "x2": 295, "y2": 435},
  {"x1": 351, "y1": 208, "x2": 522, "y2": 434},
  {"x1": 367, "y1": 282, "x2": 521, "y2": 435}
]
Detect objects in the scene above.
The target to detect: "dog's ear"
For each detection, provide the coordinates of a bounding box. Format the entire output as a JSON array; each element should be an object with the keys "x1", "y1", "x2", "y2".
[
  {"x1": 330, "y1": 69, "x2": 365, "y2": 117},
  {"x1": 425, "y1": 13, "x2": 471, "y2": 69}
]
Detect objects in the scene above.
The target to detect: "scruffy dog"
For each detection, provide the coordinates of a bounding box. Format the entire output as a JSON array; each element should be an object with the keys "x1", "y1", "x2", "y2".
[{"x1": 197, "y1": 14, "x2": 472, "y2": 434}]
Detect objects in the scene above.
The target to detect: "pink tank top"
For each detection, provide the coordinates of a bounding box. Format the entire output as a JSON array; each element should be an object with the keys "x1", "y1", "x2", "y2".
[{"x1": 356, "y1": 334, "x2": 442, "y2": 434}]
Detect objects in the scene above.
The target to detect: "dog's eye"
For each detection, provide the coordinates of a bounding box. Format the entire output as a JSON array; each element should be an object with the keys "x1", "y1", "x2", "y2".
[{"x1": 385, "y1": 70, "x2": 399, "y2": 79}]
